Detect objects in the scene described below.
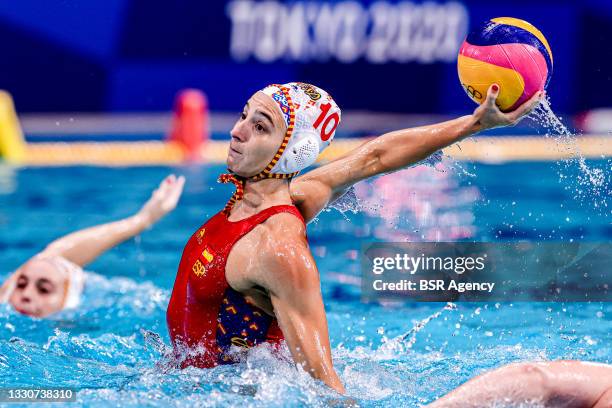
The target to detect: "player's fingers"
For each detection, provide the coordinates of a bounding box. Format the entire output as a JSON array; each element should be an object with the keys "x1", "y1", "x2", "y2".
[
  {"x1": 158, "y1": 174, "x2": 176, "y2": 195},
  {"x1": 177, "y1": 175, "x2": 186, "y2": 189},
  {"x1": 167, "y1": 176, "x2": 186, "y2": 205},
  {"x1": 508, "y1": 91, "x2": 544, "y2": 122},
  {"x1": 165, "y1": 174, "x2": 177, "y2": 188},
  {"x1": 171, "y1": 176, "x2": 185, "y2": 197},
  {"x1": 485, "y1": 84, "x2": 500, "y2": 108},
  {"x1": 156, "y1": 176, "x2": 170, "y2": 194}
]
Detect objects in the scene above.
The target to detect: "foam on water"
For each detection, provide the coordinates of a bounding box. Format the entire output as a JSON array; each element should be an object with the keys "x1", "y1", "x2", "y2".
[
  {"x1": 530, "y1": 98, "x2": 610, "y2": 211},
  {"x1": 1, "y1": 278, "x2": 609, "y2": 407}
]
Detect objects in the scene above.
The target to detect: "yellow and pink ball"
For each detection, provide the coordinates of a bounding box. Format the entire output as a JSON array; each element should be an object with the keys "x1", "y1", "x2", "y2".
[{"x1": 458, "y1": 17, "x2": 553, "y2": 112}]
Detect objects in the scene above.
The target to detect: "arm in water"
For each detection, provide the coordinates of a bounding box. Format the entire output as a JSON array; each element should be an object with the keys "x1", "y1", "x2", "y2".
[
  {"x1": 292, "y1": 85, "x2": 544, "y2": 223},
  {"x1": 39, "y1": 174, "x2": 185, "y2": 267},
  {"x1": 426, "y1": 360, "x2": 612, "y2": 408},
  {"x1": 253, "y1": 213, "x2": 345, "y2": 394}
]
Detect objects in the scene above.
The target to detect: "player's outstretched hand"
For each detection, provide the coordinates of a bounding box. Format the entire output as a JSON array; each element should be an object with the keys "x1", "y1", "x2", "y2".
[
  {"x1": 473, "y1": 84, "x2": 544, "y2": 131},
  {"x1": 138, "y1": 174, "x2": 186, "y2": 227}
]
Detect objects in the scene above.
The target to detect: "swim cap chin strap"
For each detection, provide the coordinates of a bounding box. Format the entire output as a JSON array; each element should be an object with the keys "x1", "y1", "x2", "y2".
[{"x1": 219, "y1": 83, "x2": 340, "y2": 215}]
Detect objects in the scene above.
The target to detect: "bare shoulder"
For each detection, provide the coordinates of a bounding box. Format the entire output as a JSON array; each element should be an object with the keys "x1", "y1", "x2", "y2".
[
  {"x1": 267, "y1": 211, "x2": 307, "y2": 234},
  {"x1": 254, "y1": 212, "x2": 319, "y2": 292},
  {"x1": 258, "y1": 212, "x2": 308, "y2": 264}
]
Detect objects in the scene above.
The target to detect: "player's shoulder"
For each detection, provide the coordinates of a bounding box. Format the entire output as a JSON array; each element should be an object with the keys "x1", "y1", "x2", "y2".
[
  {"x1": 253, "y1": 212, "x2": 315, "y2": 283},
  {"x1": 256, "y1": 211, "x2": 307, "y2": 254},
  {"x1": 266, "y1": 210, "x2": 306, "y2": 233}
]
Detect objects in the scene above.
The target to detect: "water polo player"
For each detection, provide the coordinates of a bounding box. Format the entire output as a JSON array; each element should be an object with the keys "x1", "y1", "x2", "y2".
[
  {"x1": 1, "y1": 174, "x2": 184, "y2": 318},
  {"x1": 166, "y1": 82, "x2": 547, "y2": 394}
]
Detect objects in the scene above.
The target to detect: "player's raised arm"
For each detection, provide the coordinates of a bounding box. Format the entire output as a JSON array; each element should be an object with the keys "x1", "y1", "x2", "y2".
[
  {"x1": 41, "y1": 174, "x2": 185, "y2": 267},
  {"x1": 293, "y1": 85, "x2": 543, "y2": 222}
]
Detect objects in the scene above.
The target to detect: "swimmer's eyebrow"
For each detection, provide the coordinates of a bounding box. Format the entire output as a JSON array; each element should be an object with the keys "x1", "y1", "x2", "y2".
[
  {"x1": 36, "y1": 278, "x2": 55, "y2": 290},
  {"x1": 244, "y1": 100, "x2": 275, "y2": 128},
  {"x1": 254, "y1": 109, "x2": 275, "y2": 128}
]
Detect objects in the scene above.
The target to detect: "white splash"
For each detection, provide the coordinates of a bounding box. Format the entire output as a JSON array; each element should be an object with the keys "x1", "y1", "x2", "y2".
[{"x1": 530, "y1": 98, "x2": 610, "y2": 210}]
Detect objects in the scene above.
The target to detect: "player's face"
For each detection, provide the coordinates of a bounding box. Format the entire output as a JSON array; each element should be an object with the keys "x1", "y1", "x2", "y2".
[
  {"x1": 9, "y1": 259, "x2": 67, "y2": 317},
  {"x1": 227, "y1": 92, "x2": 287, "y2": 177}
]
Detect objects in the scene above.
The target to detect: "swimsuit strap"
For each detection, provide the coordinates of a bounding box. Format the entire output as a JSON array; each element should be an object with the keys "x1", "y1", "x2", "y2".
[{"x1": 242, "y1": 204, "x2": 305, "y2": 226}]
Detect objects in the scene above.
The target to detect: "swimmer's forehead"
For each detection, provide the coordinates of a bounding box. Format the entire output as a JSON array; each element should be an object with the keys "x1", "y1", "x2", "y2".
[
  {"x1": 20, "y1": 258, "x2": 67, "y2": 282},
  {"x1": 244, "y1": 91, "x2": 286, "y2": 130}
]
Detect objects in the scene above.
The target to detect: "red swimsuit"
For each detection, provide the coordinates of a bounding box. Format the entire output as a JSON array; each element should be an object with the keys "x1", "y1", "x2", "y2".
[{"x1": 166, "y1": 205, "x2": 305, "y2": 368}]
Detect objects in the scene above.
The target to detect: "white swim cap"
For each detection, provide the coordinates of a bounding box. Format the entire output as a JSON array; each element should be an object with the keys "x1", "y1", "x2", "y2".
[
  {"x1": 256, "y1": 82, "x2": 341, "y2": 177},
  {"x1": 33, "y1": 255, "x2": 84, "y2": 310},
  {"x1": 218, "y1": 82, "x2": 341, "y2": 214},
  {"x1": 54, "y1": 256, "x2": 84, "y2": 310}
]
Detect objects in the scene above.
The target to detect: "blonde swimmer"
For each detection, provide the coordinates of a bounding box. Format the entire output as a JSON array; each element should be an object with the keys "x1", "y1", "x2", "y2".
[{"x1": 0, "y1": 174, "x2": 184, "y2": 317}]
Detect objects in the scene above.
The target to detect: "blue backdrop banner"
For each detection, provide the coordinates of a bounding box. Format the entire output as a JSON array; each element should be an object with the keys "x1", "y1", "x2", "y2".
[{"x1": 0, "y1": 0, "x2": 609, "y2": 114}]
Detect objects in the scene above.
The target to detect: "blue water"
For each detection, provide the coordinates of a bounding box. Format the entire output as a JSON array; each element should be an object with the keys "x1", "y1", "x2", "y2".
[{"x1": 0, "y1": 161, "x2": 610, "y2": 407}]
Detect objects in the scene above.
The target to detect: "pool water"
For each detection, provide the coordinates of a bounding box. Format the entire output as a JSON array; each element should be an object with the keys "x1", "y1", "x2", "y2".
[{"x1": 0, "y1": 161, "x2": 610, "y2": 407}]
